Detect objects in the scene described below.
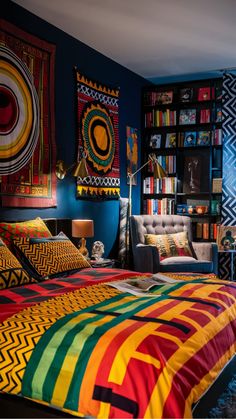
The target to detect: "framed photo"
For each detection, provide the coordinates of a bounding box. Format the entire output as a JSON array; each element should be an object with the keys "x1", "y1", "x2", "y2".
[
  {"x1": 149, "y1": 134, "x2": 162, "y2": 149},
  {"x1": 197, "y1": 131, "x2": 211, "y2": 146},
  {"x1": 126, "y1": 126, "x2": 138, "y2": 185},
  {"x1": 179, "y1": 109, "x2": 196, "y2": 125},
  {"x1": 182, "y1": 151, "x2": 209, "y2": 193},
  {"x1": 179, "y1": 88, "x2": 193, "y2": 102},
  {"x1": 184, "y1": 132, "x2": 196, "y2": 147},
  {"x1": 165, "y1": 133, "x2": 176, "y2": 148},
  {"x1": 217, "y1": 226, "x2": 236, "y2": 251},
  {"x1": 155, "y1": 91, "x2": 173, "y2": 105}
]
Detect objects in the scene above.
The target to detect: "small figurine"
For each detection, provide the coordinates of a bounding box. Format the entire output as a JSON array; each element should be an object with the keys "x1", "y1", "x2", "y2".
[{"x1": 91, "y1": 241, "x2": 105, "y2": 260}]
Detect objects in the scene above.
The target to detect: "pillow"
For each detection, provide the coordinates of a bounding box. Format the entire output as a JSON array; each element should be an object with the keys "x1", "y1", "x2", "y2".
[
  {"x1": 13, "y1": 233, "x2": 91, "y2": 280},
  {"x1": 0, "y1": 239, "x2": 36, "y2": 289},
  {"x1": 0, "y1": 217, "x2": 52, "y2": 248},
  {"x1": 144, "y1": 231, "x2": 194, "y2": 261}
]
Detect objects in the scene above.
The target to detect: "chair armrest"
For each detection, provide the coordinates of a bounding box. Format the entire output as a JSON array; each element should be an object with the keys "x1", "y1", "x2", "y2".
[
  {"x1": 192, "y1": 242, "x2": 218, "y2": 275},
  {"x1": 133, "y1": 244, "x2": 160, "y2": 273}
]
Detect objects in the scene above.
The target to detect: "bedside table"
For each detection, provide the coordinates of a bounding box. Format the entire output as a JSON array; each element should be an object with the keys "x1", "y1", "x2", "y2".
[{"x1": 90, "y1": 258, "x2": 115, "y2": 268}]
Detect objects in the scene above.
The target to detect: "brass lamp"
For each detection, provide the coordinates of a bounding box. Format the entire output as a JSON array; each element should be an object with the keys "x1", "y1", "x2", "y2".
[
  {"x1": 72, "y1": 219, "x2": 94, "y2": 258},
  {"x1": 55, "y1": 155, "x2": 88, "y2": 180},
  {"x1": 127, "y1": 153, "x2": 167, "y2": 217}
]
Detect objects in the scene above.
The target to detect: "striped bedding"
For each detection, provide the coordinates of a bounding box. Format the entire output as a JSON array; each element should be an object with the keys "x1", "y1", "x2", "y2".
[{"x1": 0, "y1": 268, "x2": 236, "y2": 418}]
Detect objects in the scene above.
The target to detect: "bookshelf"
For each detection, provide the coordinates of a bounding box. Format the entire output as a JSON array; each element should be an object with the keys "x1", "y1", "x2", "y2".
[{"x1": 142, "y1": 78, "x2": 222, "y2": 242}]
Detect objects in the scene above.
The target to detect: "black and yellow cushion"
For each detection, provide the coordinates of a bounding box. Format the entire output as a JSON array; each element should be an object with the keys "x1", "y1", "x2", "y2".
[
  {"x1": 145, "y1": 231, "x2": 194, "y2": 261},
  {"x1": 0, "y1": 239, "x2": 35, "y2": 289},
  {"x1": 13, "y1": 233, "x2": 91, "y2": 280}
]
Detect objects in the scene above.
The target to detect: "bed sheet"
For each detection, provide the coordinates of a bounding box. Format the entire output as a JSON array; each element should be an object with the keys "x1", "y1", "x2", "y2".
[{"x1": 1, "y1": 269, "x2": 236, "y2": 418}]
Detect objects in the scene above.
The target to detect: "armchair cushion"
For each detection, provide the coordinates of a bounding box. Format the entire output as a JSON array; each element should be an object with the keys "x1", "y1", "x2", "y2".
[{"x1": 144, "y1": 231, "x2": 194, "y2": 260}]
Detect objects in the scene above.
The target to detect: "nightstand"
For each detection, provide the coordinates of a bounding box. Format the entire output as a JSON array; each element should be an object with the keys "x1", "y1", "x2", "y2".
[{"x1": 90, "y1": 258, "x2": 115, "y2": 268}]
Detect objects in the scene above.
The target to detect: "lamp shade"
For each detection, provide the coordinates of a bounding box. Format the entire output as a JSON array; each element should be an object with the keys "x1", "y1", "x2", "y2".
[{"x1": 72, "y1": 219, "x2": 94, "y2": 238}]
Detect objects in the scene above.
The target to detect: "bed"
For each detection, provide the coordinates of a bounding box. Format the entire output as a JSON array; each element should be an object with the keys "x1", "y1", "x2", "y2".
[{"x1": 0, "y1": 218, "x2": 236, "y2": 418}]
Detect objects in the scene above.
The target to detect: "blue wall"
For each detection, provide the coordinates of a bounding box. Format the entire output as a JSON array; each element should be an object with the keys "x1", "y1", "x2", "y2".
[{"x1": 1, "y1": 0, "x2": 151, "y2": 257}]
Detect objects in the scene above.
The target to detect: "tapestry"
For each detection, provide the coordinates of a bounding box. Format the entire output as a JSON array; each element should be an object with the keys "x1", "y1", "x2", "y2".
[
  {"x1": 76, "y1": 70, "x2": 120, "y2": 199},
  {"x1": 0, "y1": 20, "x2": 57, "y2": 207},
  {"x1": 126, "y1": 126, "x2": 138, "y2": 185},
  {"x1": 219, "y1": 72, "x2": 236, "y2": 279}
]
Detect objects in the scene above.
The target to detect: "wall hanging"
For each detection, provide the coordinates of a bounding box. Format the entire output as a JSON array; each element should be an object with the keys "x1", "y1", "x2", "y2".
[
  {"x1": 75, "y1": 70, "x2": 120, "y2": 199},
  {"x1": 0, "y1": 20, "x2": 56, "y2": 207}
]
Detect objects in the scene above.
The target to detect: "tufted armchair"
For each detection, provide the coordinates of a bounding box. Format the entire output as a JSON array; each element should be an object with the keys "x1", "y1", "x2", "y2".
[{"x1": 129, "y1": 214, "x2": 218, "y2": 274}]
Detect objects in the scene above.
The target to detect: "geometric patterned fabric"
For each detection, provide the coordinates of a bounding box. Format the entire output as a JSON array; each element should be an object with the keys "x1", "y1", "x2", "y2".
[
  {"x1": 0, "y1": 217, "x2": 52, "y2": 248},
  {"x1": 0, "y1": 271, "x2": 235, "y2": 418},
  {"x1": 13, "y1": 234, "x2": 91, "y2": 280},
  {"x1": 219, "y1": 73, "x2": 236, "y2": 280},
  {"x1": 145, "y1": 231, "x2": 194, "y2": 260},
  {"x1": 0, "y1": 239, "x2": 35, "y2": 289}
]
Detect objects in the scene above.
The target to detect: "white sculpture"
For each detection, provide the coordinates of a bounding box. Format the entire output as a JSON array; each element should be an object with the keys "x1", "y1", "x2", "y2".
[{"x1": 91, "y1": 241, "x2": 105, "y2": 260}]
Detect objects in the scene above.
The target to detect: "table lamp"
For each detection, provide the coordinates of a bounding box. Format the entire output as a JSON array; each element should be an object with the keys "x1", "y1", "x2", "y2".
[{"x1": 72, "y1": 219, "x2": 94, "y2": 258}]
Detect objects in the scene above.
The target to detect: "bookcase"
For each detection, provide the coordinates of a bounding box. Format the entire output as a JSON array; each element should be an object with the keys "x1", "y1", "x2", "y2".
[{"x1": 142, "y1": 78, "x2": 222, "y2": 242}]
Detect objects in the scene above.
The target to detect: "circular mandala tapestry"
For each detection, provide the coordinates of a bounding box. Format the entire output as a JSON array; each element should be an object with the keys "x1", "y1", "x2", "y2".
[
  {"x1": 81, "y1": 102, "x2": 115, "y2": 174},
  {"x1": 0, "y1": 45, "x2": 39, "y2": 175}
]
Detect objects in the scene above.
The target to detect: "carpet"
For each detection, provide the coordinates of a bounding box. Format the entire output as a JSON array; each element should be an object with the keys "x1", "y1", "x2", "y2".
[{"x1": 208, "y1": 373, "x2": 236, "y2": 418}]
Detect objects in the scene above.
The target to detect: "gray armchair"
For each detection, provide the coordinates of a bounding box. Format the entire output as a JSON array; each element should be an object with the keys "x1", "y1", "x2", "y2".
[{"x1": 130, "y1": 214, "x2": 218, "y2": 274}]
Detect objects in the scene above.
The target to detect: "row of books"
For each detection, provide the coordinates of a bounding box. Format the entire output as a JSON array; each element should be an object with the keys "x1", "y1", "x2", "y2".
[
  {"x1": 148, "y1": 128, "x2": 222, "y2": 149},
  {"x1": 143, "y1": 85, "x2": 222, "y2": 106},
  {"x1": 145, "y1": 109, "x2": 177, "y2": 127},
  {"x1": 143, "y1": 177, "x2": 177, "y2": 194},
  {"x1": 195, "y1": 223, "x2": 219, "y2": 240},
  {"x1": 148, "y1": 155, "x2": 176, "y2": 174},
  {"x1": 144, "y1": 106, "x2": 222, "y2": 128},
  {"x1": 143, "y1": 198, "x2": 175, "y2": 215}
]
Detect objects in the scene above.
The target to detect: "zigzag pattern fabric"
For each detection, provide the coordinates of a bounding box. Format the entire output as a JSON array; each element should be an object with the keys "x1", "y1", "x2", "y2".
[
  {"x1": 0, "y1": 239, "x2": 34, "y2": 289},
  {"x1": 118, "y1": 198, "x2": 130, "y2": 268},
  {"x1": 219, "y1": 73, "x2": 236, "y2": 279},
  {"x1": 13, "y1": 235, "x2": 91, "y2": 279}
]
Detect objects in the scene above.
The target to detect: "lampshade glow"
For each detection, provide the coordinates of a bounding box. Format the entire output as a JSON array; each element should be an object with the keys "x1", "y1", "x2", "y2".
[{"x1": 72, "y1": 219, "x2": 94, "y2": 238}]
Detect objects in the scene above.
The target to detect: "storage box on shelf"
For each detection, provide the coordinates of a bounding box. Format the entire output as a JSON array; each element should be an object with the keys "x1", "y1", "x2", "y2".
[{"x1": 142, "y1": 78, "x2": 222, "y2": 241}]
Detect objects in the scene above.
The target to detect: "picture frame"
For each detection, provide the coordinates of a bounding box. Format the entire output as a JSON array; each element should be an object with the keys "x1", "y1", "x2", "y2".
[
  {"x1": 184, "y1": 132, "x2": 196, "y2": 147},
  {"x1": 182, "y1": 151, "x2": 209, "y2": 194},
  {"x1": 217, "y1": 226, "x2": 236, "y2": 251},
  {"x1": 179, "y1": 109, "x2": 196, "y2": 125}
]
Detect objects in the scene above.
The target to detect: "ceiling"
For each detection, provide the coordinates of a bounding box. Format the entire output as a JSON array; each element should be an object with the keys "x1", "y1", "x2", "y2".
[{"x1": 12, "y1": 0, "x2": 236, "y2": 79}]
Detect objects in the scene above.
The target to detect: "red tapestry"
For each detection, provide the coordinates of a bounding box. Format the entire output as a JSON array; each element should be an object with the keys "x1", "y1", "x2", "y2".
[
  {"x1": 76, "y1": 70, "x2": 120, "y2": 199},
  {"x1": 0, "y1": 20, "x2": 57, "y2": 207}
]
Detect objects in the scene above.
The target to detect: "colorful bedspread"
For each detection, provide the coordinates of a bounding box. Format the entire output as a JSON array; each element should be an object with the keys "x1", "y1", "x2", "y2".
[{"x1": 1, "y1": 269, "x2": 236, "y2": 418}]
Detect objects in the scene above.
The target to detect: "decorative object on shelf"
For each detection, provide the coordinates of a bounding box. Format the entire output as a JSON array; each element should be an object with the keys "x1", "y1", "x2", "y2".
[
  {"x1": 126, "y1": 127, "x2": 138, "y2": 186},
  {"x1": 217, "y1": 225, "x2": 236, "y2": 251},
  {"x1": 128, "y1": 153, "x2": 167, "y2": 216},
  {"x1": 55, "y1": 153, "x2": 89, "y2": 180},
  {"x1": 195, "y1": 205, "x2": 208, "y2": 214},
  {"x1": 72, "y1": 219, "x2": 94, "y2": 259},
  {"x1": 75, "y1": 69, "x2": 120, "y2": 200},
  {"x1": 0, "y1": 20, "x2": 56, "y2": 208},
  {"x1": 91, "y1": 241, "x2": 105, "y2": 261}
]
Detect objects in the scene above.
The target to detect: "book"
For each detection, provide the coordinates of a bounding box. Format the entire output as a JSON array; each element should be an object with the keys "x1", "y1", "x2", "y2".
[
  {"x1": 215, "y1": 85, "x2": 222, "y2": 101},
  {"x1": 184, "y1": 131, "x2": 196, "y2": 147},
  {"x1": 197, "y1": 131, "x2": 211, "y2": 146},
  {"x1": 149, "y1": 134, "x2": 161, "y2": 148},
  {"x1": 155, "y1": 91, "x2": 173, "y2": 105},
  {"x1": 198, "y1": 87, "x2": 211, "y2": 101},
  {"x1": 212, "y1": 128, "x2": 222, "y2": 145},
  {"x1": 165, "y1": 132, "x2": 176, "y2": 148},
  {"x1": 179, "y1": 88, "x2": 193, "y2": 102},
  {"x1": 215, "y1": 106, "x2": 222, "y2": 123},
  {"x1": 200, "y1": 108, "x2": 211, "y2": 123},
  {"x1": 212, "y1": 178, "x2": 222, "y2": 193},
  {"x1": 179, "y1": 109, "x2": 196, "y2": 125}
]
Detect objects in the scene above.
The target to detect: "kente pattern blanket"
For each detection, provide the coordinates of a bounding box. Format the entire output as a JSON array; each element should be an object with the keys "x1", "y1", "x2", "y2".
[
  {"x1": 76, "y1": 70, "x2": 120, "y2": 199},
  {"x1": 0, "y1": 20, "x2": 56, "y2": 207},
  {"x1": 1, "y1": 270, "x2": 236, "y2": 419}
]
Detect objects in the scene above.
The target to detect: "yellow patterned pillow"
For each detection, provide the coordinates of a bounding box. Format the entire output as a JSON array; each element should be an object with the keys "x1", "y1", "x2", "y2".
[
  {"x1": 13, "y1": 233, "x2": 91, "y2": 280},
  {"x1": 0, "y1": 239, "x2": 35, "y2": 289},
  {"x1": 145, "y1": 231, "x2": 194, "y2": 261}
]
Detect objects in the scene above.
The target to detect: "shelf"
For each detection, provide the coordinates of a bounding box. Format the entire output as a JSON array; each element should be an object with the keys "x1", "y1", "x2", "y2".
[{"x1": 142, "y1": 77, "x2": 222, "y2": 242}]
